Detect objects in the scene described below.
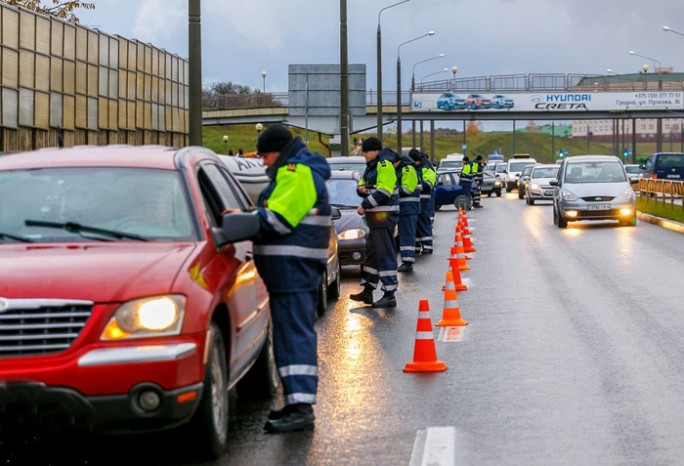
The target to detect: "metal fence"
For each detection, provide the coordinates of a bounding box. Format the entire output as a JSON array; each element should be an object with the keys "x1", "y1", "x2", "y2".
[{"x1": 637, "y1": 179, "x2": 684, "y2": 210}]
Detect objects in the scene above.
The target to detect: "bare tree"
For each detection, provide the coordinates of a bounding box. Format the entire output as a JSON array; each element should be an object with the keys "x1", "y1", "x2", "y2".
[{"x1": 1, "y1": 0, "x2": 95, "y2": 23}]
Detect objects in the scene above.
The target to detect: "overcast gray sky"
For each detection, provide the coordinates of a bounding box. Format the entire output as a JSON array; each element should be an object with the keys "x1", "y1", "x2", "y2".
[{"x1": 79, "y1": 0, "x2": 684, "y2": 92}]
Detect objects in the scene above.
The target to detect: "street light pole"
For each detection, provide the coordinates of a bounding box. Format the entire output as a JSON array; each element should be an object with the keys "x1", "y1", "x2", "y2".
[
  {"x1": 188, "y1": 0, "x2": 203, "y2": 146},
  {"x1": 420, "y1": 68, "x2": 448, "y2": 84},
  {"x1": 451, "y1": 66, "x2": 458, "y2": 90},
  {"x1": 411, "y1": 53, "x2": 444, "y2": 92},
  {"x1": 377, "y1": 0, "x2": 411, "y2": 140},
  {"x1": 261, "y1": 70, "x2": 267, "y2": 93},
  {"x1": 628, "y1": 50, "x2": 661, "y2": 72},
  {"x1": 663, "y1": 25, "x2": 684, "y2": 37},
  {"x1": 396, "y1": 31, "x2": 435, "y2": 153}
]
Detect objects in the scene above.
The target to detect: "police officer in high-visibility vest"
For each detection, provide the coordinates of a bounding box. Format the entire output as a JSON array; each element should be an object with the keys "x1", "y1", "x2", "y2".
[
  {"x1": 225, "y1": 124, "x2": 331, "y2": 433},
  {"x1": 472, "y1": 154, "x2": 485, "y2": 208},
  {"x1": 459, "y1": 155, "x2": 474, "y2": 208},
  {"x1": 396, "y1": 154, "x2": 420, "y2": 273},
  {"x1": 350, "y1": 137, "x2": 400, "y2": 308},
  {"x1": 411, "y1": 149, "x2": 437, "y2": 254}
]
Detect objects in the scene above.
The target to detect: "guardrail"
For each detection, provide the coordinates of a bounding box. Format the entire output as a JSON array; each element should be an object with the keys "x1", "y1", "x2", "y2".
[{"x1": 637, "y1": 179, "x2": 684, "y2": 210}]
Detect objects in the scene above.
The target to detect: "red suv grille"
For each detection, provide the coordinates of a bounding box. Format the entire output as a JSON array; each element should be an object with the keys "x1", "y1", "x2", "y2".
[{"x1": 0, "y1": 299, "x2": 93, "y2": 357}]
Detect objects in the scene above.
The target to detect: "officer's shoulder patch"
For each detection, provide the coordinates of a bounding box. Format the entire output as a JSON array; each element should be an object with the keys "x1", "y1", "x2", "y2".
[{"x1": 286, "y1": 163, "x2": 296, "y2": 172}]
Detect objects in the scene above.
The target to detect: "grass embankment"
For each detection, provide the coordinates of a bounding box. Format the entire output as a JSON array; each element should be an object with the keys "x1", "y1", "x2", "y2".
[
  {"x1": 203, "y1": 125, "x2": 619, "y2": 163},
  {"x1": 637, "y1": 197, "x2": 684, "y2": 224}
]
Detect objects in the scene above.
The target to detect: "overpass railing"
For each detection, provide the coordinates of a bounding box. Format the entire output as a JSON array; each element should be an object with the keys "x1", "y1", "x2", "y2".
[{"x1": 202, "y1": 73, "x2": 684, "y2": 111}]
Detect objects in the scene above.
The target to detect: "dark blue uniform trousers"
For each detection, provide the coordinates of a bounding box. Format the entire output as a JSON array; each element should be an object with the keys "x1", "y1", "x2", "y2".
[
  {"x1": 361, "y1": 226, "x2": 398, "y2": 293},
  {"x1": 416, "y1": 197, "x2": 433, "y2": 254},
  {"x1": 399, "y1": 214, "x2": 418, "y2": 263},
  {"x1": 459, "y1": 179, "x2": 472, "y2": 203},
  {"x1": 270, "y1": 290, "x2": 318, "y2": 405}
]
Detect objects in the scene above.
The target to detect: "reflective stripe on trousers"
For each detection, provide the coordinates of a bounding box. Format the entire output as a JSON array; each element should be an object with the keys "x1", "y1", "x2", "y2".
[
  {"x1": 399, "y1": 214, "x2": 418, "y2": 263},
  {"x1": 416, "y1": 198, "x2": 433, "y2": 252},
  {"x1": 361, "y1": 226, "x2": 398, "y2": 292},
  {"x1": 270, "y1": 290, "x2": 318, "y2": 405}
]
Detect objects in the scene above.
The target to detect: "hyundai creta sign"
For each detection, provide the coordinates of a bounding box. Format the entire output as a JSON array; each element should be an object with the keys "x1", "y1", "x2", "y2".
[{"x1": 411, "y1": 91, "x2": 684, "y2": 112}]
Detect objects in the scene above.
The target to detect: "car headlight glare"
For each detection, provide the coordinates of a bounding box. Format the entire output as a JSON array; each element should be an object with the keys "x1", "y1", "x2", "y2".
[
  {"x1": 101, "y1": 295, "x2": 186, "y2": 340},
  {"x1": 530, "y1": 183, "x2": 541, "y2": 191},
  {"x1": 617, "y1": 188, "x2": 635, "y2": 201},
  {"x1": 493, "y1": 181, "x2": 501, "y2": 187},
  {"x1": 562, "y1": 190, "x2": 579, "y2": 201},
  {"x1": 338, "y1": 228, "x2": 366, "y2": 241}
]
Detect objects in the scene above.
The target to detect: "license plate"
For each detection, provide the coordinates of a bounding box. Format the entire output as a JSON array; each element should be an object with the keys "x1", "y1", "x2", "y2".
[
  {"x1": 543, "y1": 190, "x2": 553, "y2": 196},
  {"x1": 666, "y1": 174, "x2": 681, "y2": 179},
  {"x1": 587, "y1": 203, "x2": 611, "y2": 210}
]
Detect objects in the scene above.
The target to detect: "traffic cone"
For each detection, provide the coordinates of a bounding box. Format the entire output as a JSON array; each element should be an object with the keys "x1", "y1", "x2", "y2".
[
  {"x1": 447, "y1": 254, "x2": 468, "y2": 291},
  {"x1": 454, "y1": 224, "x2": 472, "y2": 260},
  {"x1": 459, "y1": 209, "x2": 470, "y2": 229},
  {"x1": 436, "y1": 270, "x2": 469, "y2": 327},
  {"x1": 462, "y1": 226, "x2": 476, "y2": 253},
  {"x1": 403, "y1": 300, "x2": 447, "y2": 373},
  {"x1": 453, "y1": 233, "x2": 470, "y2": 271}
]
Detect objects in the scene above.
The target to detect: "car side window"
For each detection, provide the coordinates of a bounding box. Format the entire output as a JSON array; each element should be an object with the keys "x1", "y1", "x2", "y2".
[
  {"x1": 201, "y1": 163, "x2": 245, "y2": 212},
  {"x1": 215, "y1": 165, "x2": 254, "y2": 209},
  {"x1": 197, "y1": 167, "x2": 224, "y2": 227}
]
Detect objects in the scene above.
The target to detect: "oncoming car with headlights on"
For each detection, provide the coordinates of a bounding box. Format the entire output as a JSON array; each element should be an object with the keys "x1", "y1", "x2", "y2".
[
  {"x1": 326, "y1": 170, "x2": 369, "y2": 267},
  {"x1": 551, "y1": 155, "x2": 639, "y2": 228},
  {"x1": 0, "y1": 146, "x2": 277, "y2": 459}
]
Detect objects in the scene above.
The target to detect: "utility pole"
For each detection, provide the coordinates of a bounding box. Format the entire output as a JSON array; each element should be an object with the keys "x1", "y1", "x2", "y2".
[
  {"x1": 340, "y1": 0, "x2": 350, "y2": 156},
  {"x1": 188, "y1": 0, "x2": 203, "y2": 146}
]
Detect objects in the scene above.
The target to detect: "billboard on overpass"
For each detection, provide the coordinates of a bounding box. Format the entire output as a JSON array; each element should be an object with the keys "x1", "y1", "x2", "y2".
[{"x1": 410, "y1": 91, "x2": 684, "y2": 113}]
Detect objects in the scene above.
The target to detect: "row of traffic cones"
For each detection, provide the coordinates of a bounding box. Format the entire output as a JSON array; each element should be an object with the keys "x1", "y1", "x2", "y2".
[{"x1": 403, "y1": 207, "x2": 473, "y2": 373}]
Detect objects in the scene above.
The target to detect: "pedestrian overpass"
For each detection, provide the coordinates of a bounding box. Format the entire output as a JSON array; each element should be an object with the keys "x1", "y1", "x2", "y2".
[{"x1": 202, "y1": 72, "x2": 684, "y2": 136}]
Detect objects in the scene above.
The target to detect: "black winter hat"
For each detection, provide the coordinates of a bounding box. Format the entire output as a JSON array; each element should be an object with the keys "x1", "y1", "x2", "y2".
[
  {"x1": 408, "y1": 148, "x2": 422, "y2": 161},
  {"x1": 257, "y1": 124, "x2": 293, "y2": 153},
  {"x1": 361, "y1": 137, "x2": 383, "y2": 152}
]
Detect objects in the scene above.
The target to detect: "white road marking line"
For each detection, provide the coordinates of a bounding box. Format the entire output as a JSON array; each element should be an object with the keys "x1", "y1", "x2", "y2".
[
  {"x1": 409, "y1": 426, "x2": 456, "y2": 466},
  {"x1": 438, "y1": 326, "x2": 466, "y2": 342}
]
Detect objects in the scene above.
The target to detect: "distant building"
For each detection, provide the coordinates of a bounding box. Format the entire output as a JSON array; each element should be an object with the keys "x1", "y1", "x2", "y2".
[{"x1": 570, "y1": 72, "x2": 684, "y2": 144}]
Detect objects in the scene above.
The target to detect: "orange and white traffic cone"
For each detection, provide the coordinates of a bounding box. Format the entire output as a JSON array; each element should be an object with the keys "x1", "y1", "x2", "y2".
[
  {"x1": 453, "y1": 233, "x2": 470, "y2": 271},
  {"x1": 404, "y1": 300, "x2": 447, "y2": 373},
  {"x1": 462, "y1": 226, "x2": 476, "y2": 253},
  {"x1": 459, "y1": 209, "x2": 470, "y2": 229},
  {"x1": 454, "y1": 224, "x2": 472, "y2": 260},
  {"x1": 447, "y1": 254, "x2": 468, "y2": 291},
  {"x1": 436, "y1": 270, "x2": 468, "y2": 327}
]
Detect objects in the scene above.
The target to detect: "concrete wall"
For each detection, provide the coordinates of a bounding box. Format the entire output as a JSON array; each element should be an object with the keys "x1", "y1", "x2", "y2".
[{"x1": 0, "y1": 3, "x2": 189, "y2": 152}]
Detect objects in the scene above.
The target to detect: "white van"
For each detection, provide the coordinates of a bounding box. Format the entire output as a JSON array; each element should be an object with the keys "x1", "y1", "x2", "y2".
[
  {"x1": 438, "y1": 153, "x2": 465, "y2": 171},
  {"x1": 504, "y1": 155, "x2": 537, "y2": 192}
]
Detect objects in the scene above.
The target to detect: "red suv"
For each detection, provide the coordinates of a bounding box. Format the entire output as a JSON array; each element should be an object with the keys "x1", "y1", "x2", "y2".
[{"x1": 0, "y1": 146, "x2": 275, "y2": 458}]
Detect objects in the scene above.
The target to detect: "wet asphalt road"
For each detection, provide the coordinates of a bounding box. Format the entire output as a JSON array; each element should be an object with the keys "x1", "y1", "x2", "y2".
[{"x1": 7, "y1": 192, "x2": 684, "y2": 466}]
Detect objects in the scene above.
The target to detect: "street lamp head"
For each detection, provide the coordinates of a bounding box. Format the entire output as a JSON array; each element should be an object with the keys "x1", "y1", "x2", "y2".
[
  {"x1": 255, "y1": 123, "x2": 263, "y2": 132},
  {"x1": 663, "y1": 25, "x2": 670, "y2": 32},
  {"x1": 427, "y1": 31, "x2": 435, "y2": 36},
  {"x1": 642, "y1": 64, "x2": 649, "y2": 73},
  {"x1": 261, "y1": 70, "x2": 267, "y2": 78},
  {"x1": 437, "y1": 53, "x2": 445, "y2": 58},
  {"x1": 628, "y1": 50, "x2": 635, "y2": 55},
  {"x1": 451, "y1": 66, "x2": 458, "y2": 74},
  {"x1": 222, "y1": 135, "x2": 229, "y2": 143}
]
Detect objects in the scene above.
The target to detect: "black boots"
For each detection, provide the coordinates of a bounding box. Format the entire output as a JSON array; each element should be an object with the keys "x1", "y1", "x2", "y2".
[
  {"x1": 372, "y1": 293, "x2": 397, "y2": 308},
  {"x1": 397, "y1": 262, "x2": 413, "y2": 273},
  {"x1": 264, "y1": 403, "x2": 315, "y2": 433},
  {"x1": 350, "y1": 286, "x2": 374, "y2": 304}
]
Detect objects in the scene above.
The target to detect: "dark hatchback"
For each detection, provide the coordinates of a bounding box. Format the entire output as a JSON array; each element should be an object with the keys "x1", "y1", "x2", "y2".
[
  {"x1": 326, "y1": 170, "x2": 368, "y2": 266},
  {"x1": 435, "y1": 170, "x2": 468, "y2": 210}
]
